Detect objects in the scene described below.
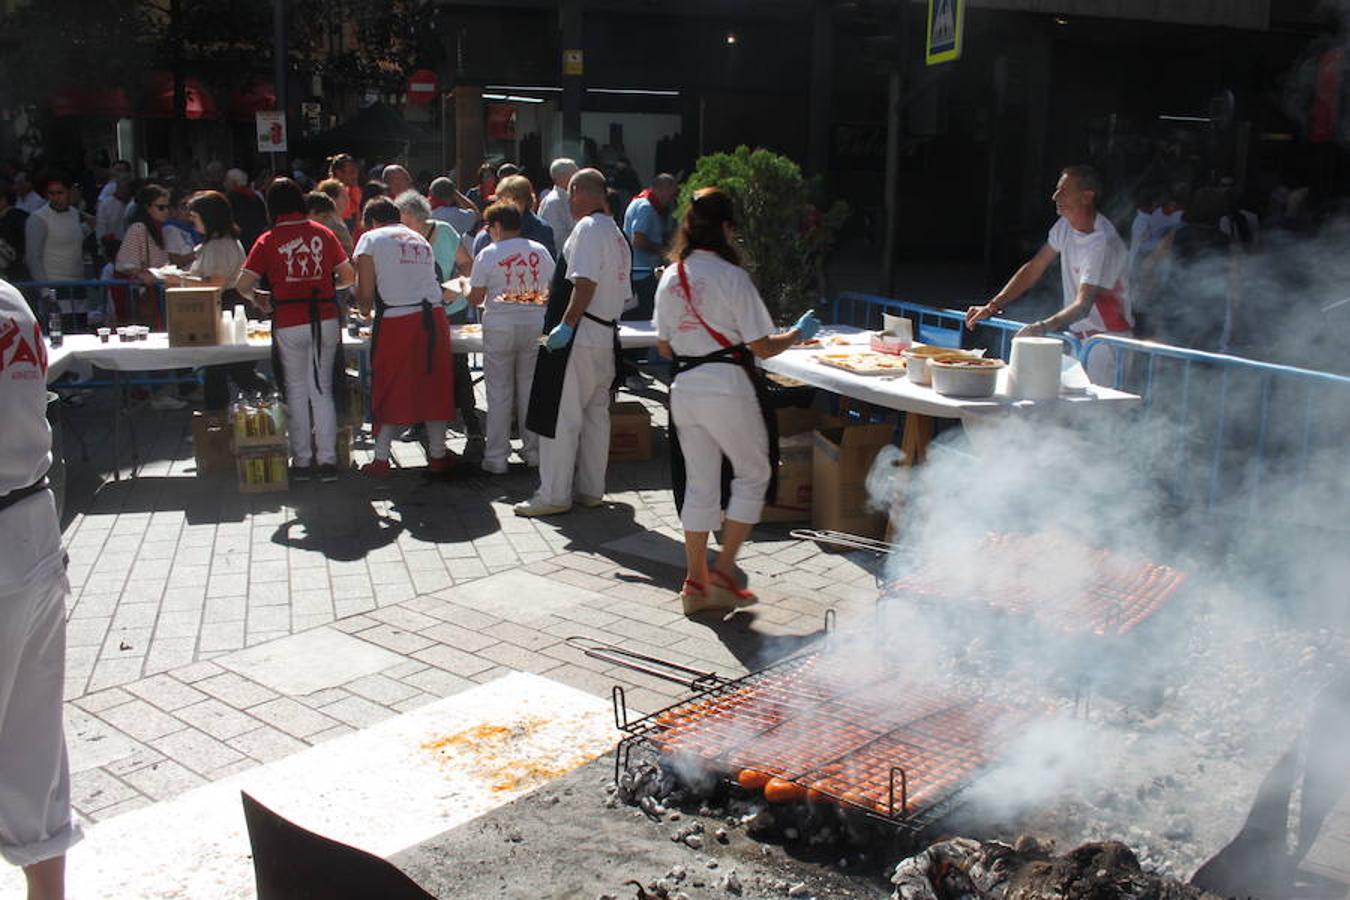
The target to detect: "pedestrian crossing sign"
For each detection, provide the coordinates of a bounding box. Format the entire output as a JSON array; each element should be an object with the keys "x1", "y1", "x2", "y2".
[{"x1": 925, "y1": 0, "x2": 964, "y2": 65}]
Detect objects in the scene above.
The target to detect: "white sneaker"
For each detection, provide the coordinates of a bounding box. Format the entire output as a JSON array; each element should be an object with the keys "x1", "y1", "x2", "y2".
[
  {"x1": 149, "y1": 393, "x2": 187, "y2": 411},
  {"x1": 480, "y1": 460, "x2": 508, "y2": 475},
  {"x1": 574, "y1": 494, "x2": 604, "y2": 508},
  {"x1": 513, "y1": 497, "x2": 572, "y2": 517}
]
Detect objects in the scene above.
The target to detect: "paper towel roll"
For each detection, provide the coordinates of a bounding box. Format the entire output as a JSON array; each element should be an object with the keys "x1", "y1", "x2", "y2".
[{"x1": 1009, "y1": 337, "x2": 1062, "y2": 401}]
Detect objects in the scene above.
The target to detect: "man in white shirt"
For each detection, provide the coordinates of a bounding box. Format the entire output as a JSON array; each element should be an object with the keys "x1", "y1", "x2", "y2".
[
  {"x1": 516, "y1": 168, "x2": 631, "y2": 517},
  {"x1": 428, "y1": 177, "x2": 479, "y2": 237},
  {"x1": 468, "y1": 203, "x2": 556, "y2": 474},
  {"x1": 536, "y1": 158, "x2": 578, "y2": 259},
  {"x1": 0, "y1": 278, "x2": 82, "y2": 899},
  {"x1": 95, "y1": 176, "x2": 131, "y2": 261},
  {"x1": 965, "y1": 164, "x2": 1133, "y2": 385}
]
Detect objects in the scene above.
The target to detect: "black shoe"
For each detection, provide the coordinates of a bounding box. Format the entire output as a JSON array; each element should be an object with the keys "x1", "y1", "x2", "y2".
[
  {"x1": 290, "y1": 465, "x2": 313, "y2": 483},
  {"x1": 317, "y1": 464, "x2": 339, "y2": 483}
]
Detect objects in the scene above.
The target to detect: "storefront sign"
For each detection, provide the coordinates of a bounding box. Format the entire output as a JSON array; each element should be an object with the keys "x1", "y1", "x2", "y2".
[
  {"x1": 256, "y1": 110, "x2": 287, "y2": 153},
  {"x1": 563, "y1": 49, "x2": 584, "y2": 77},
  {"x1": 925, "y1": 0, "x2": 964, "y2": 66}
]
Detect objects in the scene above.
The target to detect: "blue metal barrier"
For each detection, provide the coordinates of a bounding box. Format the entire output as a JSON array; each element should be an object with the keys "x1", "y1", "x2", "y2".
[
  {"x1": 1081, "y1": 335, "x2": 1350, "y2": 518},
  {"x1": 831, "y1": 291, "x2": 1080, "y2": 359}
]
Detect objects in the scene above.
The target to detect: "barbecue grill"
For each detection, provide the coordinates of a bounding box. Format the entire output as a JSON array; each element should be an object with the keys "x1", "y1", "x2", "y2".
[
  {"x1": 575, "y1": 626, "x2": 1049, "y2": 835},
  {"x1": 793, "y1": 528, "x2": 1189, "y2": 639}
]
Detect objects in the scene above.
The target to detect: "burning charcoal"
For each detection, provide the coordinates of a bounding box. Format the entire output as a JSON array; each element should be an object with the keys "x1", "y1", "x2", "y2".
[
  {"x1": 783, "y1": 827, "x2": 799, "y2": 841},
  {"x1": 668, "y1": 812, "x2": 681, "y2": 821},
  {"x1": 786, "y1": 884, "x2": 810, "y2": 898},
  {"x1": 706, "y1": 858, "x2": 719, "y2": 869},
  {"x1": 721, "y1": 870, "x2": 743, "y2": 895},
  {"x1": 666, "y1": 865, "x2": 687, "y2": 884},
  {"x1": 684, "y1": 835, "x2": 704, "y2": 850},
  {"x1": 640, "y1": 796, "x2": 666, "y2": 820},
  {"x1": 654, "y1": 878, "x2": 673, "y2": 895},
  {"x1": 714, "y1": 827, "x2": 729, "y2": 844},
  {"x1": 605, "y1": 795, "x2": 619, "y2": 809}
]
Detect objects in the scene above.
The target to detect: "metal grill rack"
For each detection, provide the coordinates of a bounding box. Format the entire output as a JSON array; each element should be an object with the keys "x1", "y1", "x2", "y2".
[{"x1": 574, "y1": 625, "x2": 1046, "y2": 834}]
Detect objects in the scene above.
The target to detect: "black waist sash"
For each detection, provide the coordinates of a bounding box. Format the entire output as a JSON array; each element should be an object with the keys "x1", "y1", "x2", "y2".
[
  {"x1": 0, "y1": 475, "x2": 50, "y2": 513},
  {"x1": 270, "y1": 291, "x2": 341, "y2": 399},
  {"x1": 525, "y1": 256, "x2": 624, "y2": 438},
  {"x1": 668, "y1": 346, "x2": 780, "y2": 518}
]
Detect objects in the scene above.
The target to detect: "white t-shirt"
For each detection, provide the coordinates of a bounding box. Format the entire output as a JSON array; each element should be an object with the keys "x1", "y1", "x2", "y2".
[
  {"x1": 1047, "y1": 213, "x2": 1133, "y2": 335},
  {"x1": 537, "y1": 186, "x2": 574, "y2": 258},
  {"x1": 189, "y1": 236, "x2": 246, "y2": 284},
  {"x1": 354, "y1": 224, "x2": 442, "y2": 320},
  {"x1": 0, "y1": 279, "x2": 64, "y2": 592},
  {"x1": 654, "y1": 250, "x2": 775, "y2": 398},
  {"x1": 564, "y1": 213, "x2": 633, "y2": 348},
  {"x1": 470, "y1": 236, "x2": 555, "y2": 326}
]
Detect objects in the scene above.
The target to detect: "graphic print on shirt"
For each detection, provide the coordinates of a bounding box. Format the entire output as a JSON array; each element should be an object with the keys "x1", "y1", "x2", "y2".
[
  {"x1": 673, "y1": 273, "x2": 713, "y2": 334},
  {"x1": 0, "y1": 317, "x2": 47, "y2": 378},
  {"x1": 496, "y1": 250, "x2": 546, "y2": 298},
  {"x1": 395, "y1": 232, "x2": 432, "y2": 266},
  {"x1": 277, "y1": 235, "x2": 327, "y2": 282}
]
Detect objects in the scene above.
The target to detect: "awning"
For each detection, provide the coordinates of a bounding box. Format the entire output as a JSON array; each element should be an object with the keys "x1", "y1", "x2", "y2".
[{"x1": 49, "y1": 86, "x2": 133, "y2": 119}]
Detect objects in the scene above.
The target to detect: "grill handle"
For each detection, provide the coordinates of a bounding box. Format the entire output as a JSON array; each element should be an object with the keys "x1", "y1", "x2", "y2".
[
  {"x1": 565, "y1": 636, "x2": 728, "y2": 691},
  {"x1": 888, "y1": 766, "x2": 909, "y2": 818},
  {"x1": 790, "y1": 528, "x2": 901, "y2": 555}
]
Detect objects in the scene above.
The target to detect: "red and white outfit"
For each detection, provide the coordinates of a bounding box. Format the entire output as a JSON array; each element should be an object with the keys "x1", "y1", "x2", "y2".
[
  {"x1": 1048, "y1": 213, "x2": 1133, "y2": 385},
  {"x1": 0, "y1": 279, "x2": 82, "y2": 869},
  {"x1": 241, "y1": 214, "x2": 349, "y2": 467},
  {"x1": 354, "y1": 224, "x2": 454, "y2": 461},
  {"x1": 654, "y1": 251, "x2": 775, "y2": 532},
  {"x1": 471, "y1": 236, "x2": 555, "y2": 470},
  {"x1": 532, "y1": 213, "x2": 631, "y2": 508}
]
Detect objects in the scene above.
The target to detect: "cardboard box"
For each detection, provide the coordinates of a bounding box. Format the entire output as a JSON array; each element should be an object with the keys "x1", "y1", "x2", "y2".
[
  {"x1": 812, "y1": 423, "x2": 894, "y2": 538},
  {"x1": 166, "y1": 286, "x2": 221, "y2": 347},
  {"x1": 609, "y1": 401, "x2": 652, "y2": 462},
  {"x1": 760, "y1": 432, "x2": 815, "y2": 523},
  {"x1": 192, "y1": 411, "x2": 235, "y2": 475},
  {"x1": 236, "y1": 447, "x2": 289, "y2": 493}
]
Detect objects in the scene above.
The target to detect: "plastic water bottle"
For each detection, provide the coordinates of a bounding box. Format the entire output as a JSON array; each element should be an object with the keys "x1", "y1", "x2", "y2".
[{"x1": 48, "y1": 310, "x2": 63, "y2": 347}]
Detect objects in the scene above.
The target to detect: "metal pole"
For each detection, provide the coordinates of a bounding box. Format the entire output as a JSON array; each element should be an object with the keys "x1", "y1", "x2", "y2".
[
  {"x1": 880, "y1": 3, "x2": 908, "y2": 297},
  {"x1": 272, "y1": 0, "x2": 288, "y2": 179},
  {"x1": 560, "y1": 0, "x2": 583, "y2": 160}
]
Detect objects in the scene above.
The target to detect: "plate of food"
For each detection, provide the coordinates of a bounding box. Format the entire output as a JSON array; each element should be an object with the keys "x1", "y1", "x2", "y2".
[
  {"x1": 499, "y1": 291, "x2": 547, "y2": 305},
  {"x1": 456, "y1": 323, "x2": 483, "y2": 334},
  {"x1": 816, "y1": 351, "x2": 907, "y2": 376},
  {"x1": 795, "y1": 333, "x2": 856, "y2": 349}
]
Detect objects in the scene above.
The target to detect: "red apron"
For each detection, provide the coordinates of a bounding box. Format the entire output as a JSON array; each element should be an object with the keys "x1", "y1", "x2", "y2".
[{"x1": 370, "y1": 301, "x2": 455, "y2": 429}]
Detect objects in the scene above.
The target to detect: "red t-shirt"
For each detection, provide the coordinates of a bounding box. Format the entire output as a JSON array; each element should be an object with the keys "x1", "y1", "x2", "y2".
[{"x1": 241, "y1": 214, "x2": 349, "y2": 329}]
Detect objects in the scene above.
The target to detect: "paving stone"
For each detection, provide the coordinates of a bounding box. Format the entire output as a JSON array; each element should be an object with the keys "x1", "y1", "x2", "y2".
[
  {"x1": 356, "y1": 622, "x2": 436, "y2": 655},
  {"x1": 195, "y1": 672, "x2": 280, "y2": 708},
  {"x1": 228, "y1": 724, "x2": 309, "y2": 763},
  {"x1": 153, "y1": 610, "x2": 203, "y2": 640},
  {"x1": 150, "y1": 727, "x2": 246, "y2": 776},
  {"x1": 66, "y1": 616, "x2": 112, "y2": 649},
  {"x1": 344, "y1": 673, "x2": 420, "y2": 706},
  {"x1": 319, "y1": 695, "x2": 397, "y2": 729},
  {"x1": 247, "y1": 581, "x2": 292, "y2": 606},
  {"x1": 249, "y1": 560, "x2": 289, "y2": 583},
  {"x1": 368, "y1": 606, "x2": 440, "y2": 632},
  {"x1": 72, "y1": 688, "x2": 135, "y2": 714},
  {"x1": 329, "y1": 613, "x2": 379, "y2": 634},
  {"x1": 121, "y1": 579, "x2": 168, "y2": 604},
  {"x1": 111, "y1": 602, "x2": 160, "y2": 630},
  {"x1": 245, "y1": 629, "x2": 290, "y2": 647},
  {"x1": 96, "y1": 699, "x2": 186, "y2": 743},
  {"x1": 483, "y1": 621, "x2": 559, "y2": 652},
  {"x1": 305, "y1": 723, "x2": 357, "y2": 745},
  {"x1": 247, "y1": 604, "x2": 291, "y2": 633},
  {"x1": 411, "y1": 644, "x2": 495, "y2": 678},
  {"x1": 70, "y1": 768, "x2": 140, "y2": 815},
  {"x1": 102, "y1": 743, "x2": 167, "y2": 777},
  {"x1": 298, "y1": 687, "x2": 350, "y2": 708},
  {"x1": 87, "y1": 657, "x2": 146, "y2": 692},
  {"x1": 174, "y1": 698, "x2": 261, "y2": 741},
  {"x1": 125, "y1": 674, "x2": 209, "y2": 712},
  {"x1": 334, "y1": 594, "x2": 377, "y2": 618},
  {"x1": 398, "y1": 667, "x2": 476, "y2": 697},
  {"x1": 169, "y1": 660, "x2": 226, "y2": 684},
  {"x1": 243, "y1": 697, "x2": 339, "y2": 739},
  {"x1": 198, "y1": 620, "x2": 246, "y2": 653},
  {"x1": 218, "y1": 628, "x2": 407, "y2": 695},
  {"x1": 419, "y1": 620, "x2": 500, "y2": 653},
  {"x1": 120, "y1": 759, "x2": 206, "y2": 801},
  {"x1": 478, "y1": 642, "x2": 564, "y2": 675}
]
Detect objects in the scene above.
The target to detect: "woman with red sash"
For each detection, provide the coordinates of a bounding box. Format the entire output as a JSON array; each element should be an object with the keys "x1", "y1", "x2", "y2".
[
  {"x1": 234, "y1": 178, "x2": 354, "y2": 483},
  {"x1": 353, "y1": 197, "x2": 457, "y2": 477},
  {"x1": 653, "y1": 189, "x2": 819, "y2": 615}
]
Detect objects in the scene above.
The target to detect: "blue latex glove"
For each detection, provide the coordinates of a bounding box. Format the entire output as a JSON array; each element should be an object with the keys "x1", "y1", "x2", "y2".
[
  {"x1": 544, "y1": 322, "x2": 574, "y2": 351},
  {"x1": 793, "y1": 310, "x2": 822, "y2": 341},
  {"x1": 444, "y1": 295, "x2": 468, "y2": 317}
]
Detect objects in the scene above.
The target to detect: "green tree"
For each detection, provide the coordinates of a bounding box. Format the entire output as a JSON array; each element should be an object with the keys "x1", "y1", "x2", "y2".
[
  {"x1": 0, "y1": 0, "x2": 153, "y2": 107},
  {"x1": 678, "y1": 146, "x2": 849, "y2": 322}
]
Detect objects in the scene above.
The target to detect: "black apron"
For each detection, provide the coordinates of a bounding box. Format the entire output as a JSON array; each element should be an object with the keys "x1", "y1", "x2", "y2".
[
  {"x1": 269, "y1": 289, "x2": 349, "y2": 421},
  {"x1": 668, "y1": 346, "x2": 779, "y2": 518},
  {"x1": 524, "y1": 253, "x2": 624, "y2": 439}
]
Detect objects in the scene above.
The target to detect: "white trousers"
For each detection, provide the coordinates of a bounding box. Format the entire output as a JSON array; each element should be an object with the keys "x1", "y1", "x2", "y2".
[
  {"x1": 536, "y1": 345, "x2": 614, "y2": 507},
  {"x1": 483, "y1": 319, "x2": 543, "y2": 467},
  {"x1": 274, "y1": 318, "x2": 339, "y2": 466},
  {"x1": 0, "y1": 572, "x2": 82, "y2": 867},
  {"x1": 671, "y1": 388, "x2": 771, "y2": 533}
]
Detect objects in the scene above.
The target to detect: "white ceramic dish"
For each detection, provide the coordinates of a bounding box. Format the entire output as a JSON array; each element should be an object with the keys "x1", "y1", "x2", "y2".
[{"x1": 929, "y1": 358, "x2": 1005, "y2": 398}]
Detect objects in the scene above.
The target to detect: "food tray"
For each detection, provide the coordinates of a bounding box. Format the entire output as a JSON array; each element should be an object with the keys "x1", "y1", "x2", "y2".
[{"x1": 815, "y1": 351, "x2": 907, "y2": 376}]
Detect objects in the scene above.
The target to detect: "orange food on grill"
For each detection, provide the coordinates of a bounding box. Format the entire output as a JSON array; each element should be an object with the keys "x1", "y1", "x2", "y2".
[
  {"x1": 737, "y1": 769, "x2": 771, "y2": 790},
  {"x1": 763, "y1": 777, "x2": 807, "y2": 804}
]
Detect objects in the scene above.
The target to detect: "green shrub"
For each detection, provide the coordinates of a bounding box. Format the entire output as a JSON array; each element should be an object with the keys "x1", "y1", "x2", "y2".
[{"x1": 677, "y1": 146, "x2": 849, "y2": 322}]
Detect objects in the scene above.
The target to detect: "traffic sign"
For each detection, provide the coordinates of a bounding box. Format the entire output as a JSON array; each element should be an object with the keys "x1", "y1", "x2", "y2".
[
  {"x1": 925, "y1": 0, "x2": 964, "y2": 66},
  {"x1": 256, "y1": 110, "x2": 287, "y2": 153},
  {"x1": 406, "y1": 69, "x2": 438, "y2": 106}
]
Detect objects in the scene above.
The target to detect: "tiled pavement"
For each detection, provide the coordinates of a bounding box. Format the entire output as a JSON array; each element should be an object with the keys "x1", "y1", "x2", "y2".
[{"x1": 52, "y1": 384, "x2": 881, "y2": 825}]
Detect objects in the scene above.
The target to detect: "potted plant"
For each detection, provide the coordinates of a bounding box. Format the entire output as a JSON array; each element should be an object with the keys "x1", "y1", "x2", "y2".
[{"x1": 677, "y1": 146, "x2": 849, "y2": 321}]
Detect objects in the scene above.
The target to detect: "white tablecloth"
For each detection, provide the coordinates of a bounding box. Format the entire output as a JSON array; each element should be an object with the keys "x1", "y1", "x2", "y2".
[
  {"x1": 761, "y1": 327, "x2": 1138, "y2": 421},
  {"x1": 45, "y1": 321, "x2": 659, "y2": 381}
]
